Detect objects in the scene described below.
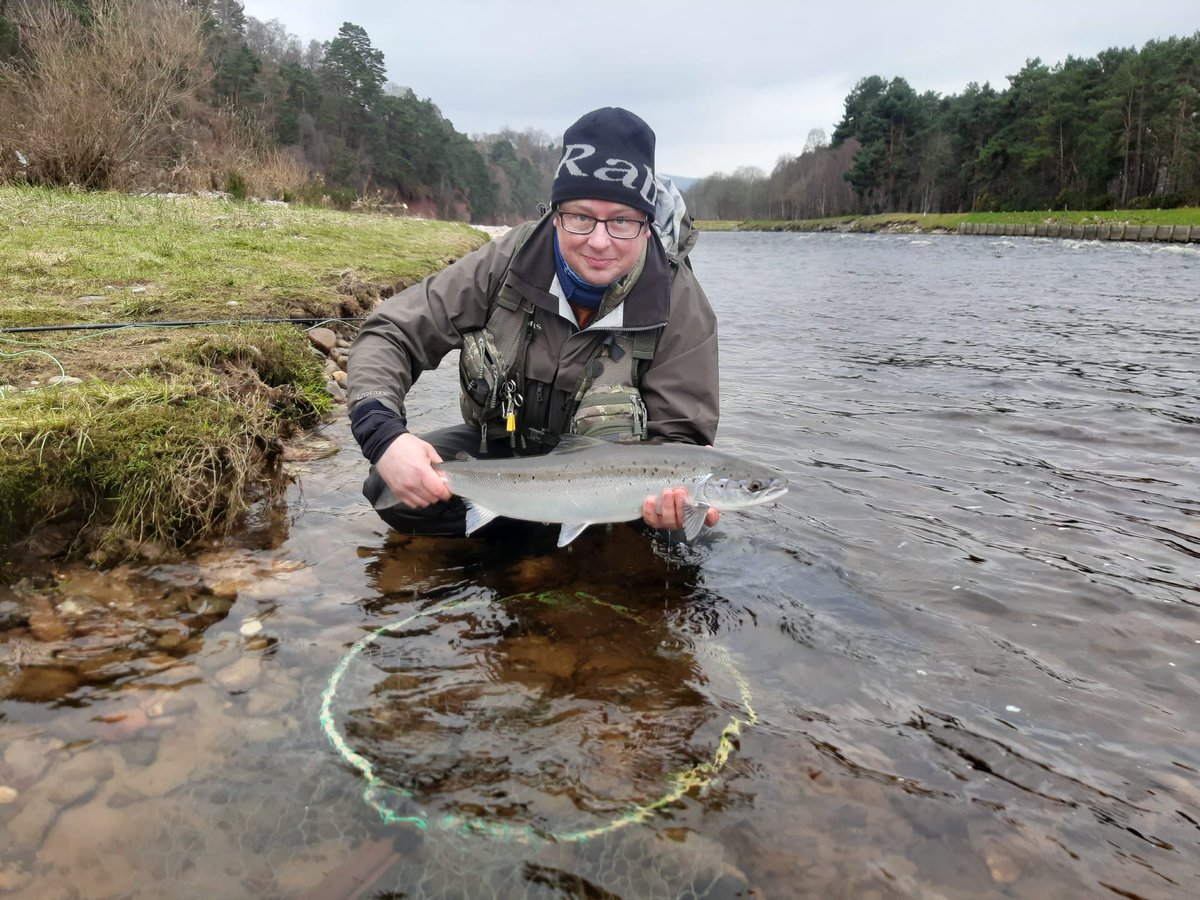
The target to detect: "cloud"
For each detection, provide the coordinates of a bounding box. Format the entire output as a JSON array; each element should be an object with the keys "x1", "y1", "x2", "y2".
[{"x1": 240, "y1": 0, "x2": 1199, "y2": 178}]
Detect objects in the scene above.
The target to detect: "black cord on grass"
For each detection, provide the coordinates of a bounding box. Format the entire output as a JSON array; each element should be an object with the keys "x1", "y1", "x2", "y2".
[{"x1": 0, "y1": 316, "x2": 367, "y2": 335}]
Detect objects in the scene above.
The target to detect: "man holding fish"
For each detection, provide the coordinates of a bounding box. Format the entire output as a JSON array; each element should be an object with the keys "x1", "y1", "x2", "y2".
[{"x1": 347, "y1": 107, "x2": 785, "y2": 544}]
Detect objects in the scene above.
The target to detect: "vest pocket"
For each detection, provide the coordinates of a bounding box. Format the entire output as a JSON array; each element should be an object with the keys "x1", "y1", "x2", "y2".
[
  {"x1": 458, "y1": 329, "x2": 503, "y2": 425},
  {"x1": 571, "y1": 384, "x2": 648, "y2": 441}
]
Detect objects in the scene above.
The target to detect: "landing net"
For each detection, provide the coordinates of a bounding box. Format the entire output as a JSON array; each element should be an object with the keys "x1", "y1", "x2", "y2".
[{"x1": 319, "y1": 590, "x2": 756, "y2": 844}]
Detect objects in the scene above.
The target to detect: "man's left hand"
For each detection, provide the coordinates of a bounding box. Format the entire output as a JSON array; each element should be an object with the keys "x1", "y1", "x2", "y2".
[{"x1": 642, "y1": 487, "x2": 720, "y2": 531}]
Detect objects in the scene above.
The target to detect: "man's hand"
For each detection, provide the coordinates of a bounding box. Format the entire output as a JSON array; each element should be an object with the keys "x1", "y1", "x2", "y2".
[
  {"x1": 376, "y1": 433, "x2": 453, "y2": 508},
  {"x1": 642, "y1": 487, "x2": 720, "y2": 531}
]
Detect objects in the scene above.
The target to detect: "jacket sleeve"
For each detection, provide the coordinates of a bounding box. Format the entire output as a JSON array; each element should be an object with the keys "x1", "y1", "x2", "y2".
[
  {"x1": 640, "y1": 264, "x2": 720, "y2": 446},
  {"x1": 345, "y1": 228, "x2": 519, "y2": 456}
]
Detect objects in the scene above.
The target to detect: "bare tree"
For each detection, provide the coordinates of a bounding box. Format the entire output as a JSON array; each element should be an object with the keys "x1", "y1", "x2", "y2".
[
  {"x1": 302, "y1": 38, "x2": 323, "y2": 70},
  {"x1": 245, "y1": 16, "x2": 301, "y2": 65},
  {"x1": 0, "y1": 0, "x2": 210, "y2": 189},
  {"x1": 757, "y1": 139, "x2": 861, "y2": 221},
  {"x1": 916, "y1": 131, "x2": 952, "y2": 213},
  {"x1": 802, "y1": 128, "x2": 829, "y2": 154}
]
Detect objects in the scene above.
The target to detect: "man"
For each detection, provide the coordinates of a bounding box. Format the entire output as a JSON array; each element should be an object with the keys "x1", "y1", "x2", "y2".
[{"x1": 346, "y1": 106, "x2": 719, "y2": 538}]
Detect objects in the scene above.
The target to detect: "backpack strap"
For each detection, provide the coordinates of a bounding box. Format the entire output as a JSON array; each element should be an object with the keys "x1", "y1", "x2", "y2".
[
  {"x1": 470, "y1": 220, "x2": 540, "y2": 449},
  {"x1": 628, "y1": 328, "x2": 658, "y2": 388}
]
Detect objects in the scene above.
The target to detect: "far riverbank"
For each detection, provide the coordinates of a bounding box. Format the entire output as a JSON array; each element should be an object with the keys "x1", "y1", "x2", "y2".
[{"x1": 697, "y1": 207, "x2": 1200, "y2": 242}]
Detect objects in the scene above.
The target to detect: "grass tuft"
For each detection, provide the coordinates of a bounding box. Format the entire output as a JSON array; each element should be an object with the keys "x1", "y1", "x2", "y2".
[
  {"x1": 175, "y1": 324, "x2": 333, "y2": 427},
  {"x1": 0, "y1": 185, "x2": 490, "y2": 575},
  {"x1": 0, "y1": 376, "x2": 275, "y2": 566}
]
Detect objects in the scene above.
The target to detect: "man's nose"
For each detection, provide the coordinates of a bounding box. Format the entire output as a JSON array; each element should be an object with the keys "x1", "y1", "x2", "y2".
[{"x1": 586, "y1": 224, "x2": 613, "y2": 248}]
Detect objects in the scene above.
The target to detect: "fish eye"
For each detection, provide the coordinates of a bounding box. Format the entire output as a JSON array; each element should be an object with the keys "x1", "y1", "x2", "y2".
[{"x1": 749, "y1": 480, "x2": 764, "y2": 492}]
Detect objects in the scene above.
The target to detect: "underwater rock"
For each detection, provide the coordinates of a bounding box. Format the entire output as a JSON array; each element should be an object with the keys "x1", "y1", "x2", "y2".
[
  {"x1": 505, "y1": 553, "x2": 572, "y2": 591},
  {"x1": 118, "y1": 739, "x2": 160, "y2": 769},
  {"x1": 4, "y1": 736, "x2": 63, "y2": 783},
  {"x1": 96, "y1": 708, "x2": 151, "y2": 742},
  {"x1": 0, "y1": 597, "x2": 25, "y2": 630},
  {"x1": 0, "y1": 863, "x2": 32, "y2": 892},
  {"x1": 985, "y1": 848, "x2": 1021, "y2": 884},
  {"x1": 239, "y1": 618, "x2": 263, "y2": 637},
  {"x1": 6, "y1": 749, "x2": 115, "y2": 851},
  {"x1": 26, "y1": 594, "x2": 70, "y2": 643},
  {"x1": 244, "y1": 682, "x2": 297, "y2": 717},
  {"x1": 154, "y1": 630, "x2": 185, "y2": 651},
  {"x1": 215, "y1": 655, "x2": 262, "y2": 692},
  {"x1": 502, "y1": 634, "x2": 578, "y2": 680},
  {"x1": 7, "y1": 666, "x2": 81, "y2": 702}
]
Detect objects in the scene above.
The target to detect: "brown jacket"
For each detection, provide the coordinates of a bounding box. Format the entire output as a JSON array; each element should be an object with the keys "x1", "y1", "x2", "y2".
[{"x1": 347, "y1": 212, "x2": 718, "y2": 453}]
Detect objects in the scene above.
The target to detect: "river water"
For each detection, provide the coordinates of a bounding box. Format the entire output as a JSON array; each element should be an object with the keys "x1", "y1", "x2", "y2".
[{"x1": 1, "y1": 231, "x2": 1197, "y2": 898}]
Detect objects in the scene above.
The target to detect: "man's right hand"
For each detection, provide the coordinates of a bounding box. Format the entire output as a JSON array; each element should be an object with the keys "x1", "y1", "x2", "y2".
[{"x1": 376, "y1": 433, "x2": 453, "y2": 508}]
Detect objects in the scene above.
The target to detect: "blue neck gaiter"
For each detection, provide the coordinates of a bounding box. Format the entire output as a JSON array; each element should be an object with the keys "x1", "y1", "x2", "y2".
[{"x1": 553, "y1": 232, "x2": 610, "y2": 311}]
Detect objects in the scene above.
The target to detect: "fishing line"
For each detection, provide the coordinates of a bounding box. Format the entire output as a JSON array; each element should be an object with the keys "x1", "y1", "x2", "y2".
[
  {"x1": 0, "y1": 316, "x2": 366, "y2": 336},
  {"x1": 319, "y1": 590, "x2": 757, "y2": 843},
  {"x1": 0, "y1": 347, "x2": 66, "y2": 378},
  {"x1": 1, "y1": 317, "x2": 359, "y2": 393},
  {"x1": 0, "y1": 347, "x2": 69, "y2": 398}
]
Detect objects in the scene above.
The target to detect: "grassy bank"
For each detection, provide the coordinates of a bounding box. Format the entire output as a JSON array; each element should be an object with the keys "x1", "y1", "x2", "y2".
[
  {"x1": 0, "y1": 186, "x2": 487, "y2": 575},
  {"x1": 698, "y1": 207, "x2": 1200, "y2": 234}
]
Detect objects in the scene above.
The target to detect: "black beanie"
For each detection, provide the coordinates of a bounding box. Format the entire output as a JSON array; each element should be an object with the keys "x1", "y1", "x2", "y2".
[{"x1": 551, "y1": 107, "x2": 657, "y2": 220}]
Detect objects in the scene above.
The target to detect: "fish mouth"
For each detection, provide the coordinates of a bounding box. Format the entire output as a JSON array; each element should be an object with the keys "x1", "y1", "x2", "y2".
[{"x1": 708, "y1": 475, "x2": 789, "y2": 507}]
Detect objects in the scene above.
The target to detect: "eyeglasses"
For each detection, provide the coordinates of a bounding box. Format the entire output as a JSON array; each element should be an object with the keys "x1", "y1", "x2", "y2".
[{"x1": 556, "y1": 210, "x2": 647, "y2": 240}]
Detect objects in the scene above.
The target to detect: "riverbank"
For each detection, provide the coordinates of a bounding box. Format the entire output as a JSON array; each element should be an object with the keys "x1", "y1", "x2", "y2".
[
  {"x1": 697, "y1": 207, "x2": 1200, "y2": 240},
  {"x1": 0, "y1": 186, "x2": 488, "y2": 579}
]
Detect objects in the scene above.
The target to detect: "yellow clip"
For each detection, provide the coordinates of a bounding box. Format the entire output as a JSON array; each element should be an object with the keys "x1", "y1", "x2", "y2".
[{"x1": 506, "y1": 413, "x2": 516, "y2": 432}]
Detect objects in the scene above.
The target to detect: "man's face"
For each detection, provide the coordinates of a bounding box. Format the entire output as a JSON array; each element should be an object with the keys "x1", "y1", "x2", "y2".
[{"x1": 553, "y1": 199, "x2": 649, "y2": 286}]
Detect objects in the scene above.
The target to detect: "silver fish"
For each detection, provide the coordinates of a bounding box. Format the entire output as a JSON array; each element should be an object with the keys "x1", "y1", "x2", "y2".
[{"x1": 435, "y1": 434, "x2": 788, "y2": 547}]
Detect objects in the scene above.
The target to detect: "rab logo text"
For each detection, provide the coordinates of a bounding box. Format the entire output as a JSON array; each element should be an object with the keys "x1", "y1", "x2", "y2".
[{"x1": 555, "y1": 143, "x2": 656, "y2": 207}]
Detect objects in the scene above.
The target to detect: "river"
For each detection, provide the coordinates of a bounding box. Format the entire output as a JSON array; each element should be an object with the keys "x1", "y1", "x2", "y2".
[{"x1": 1, "y1": 231, "x2": 1197, "y2": 899}]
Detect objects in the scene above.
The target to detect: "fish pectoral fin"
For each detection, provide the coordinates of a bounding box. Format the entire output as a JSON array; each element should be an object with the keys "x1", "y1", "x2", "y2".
[
  {"x1": 464, "y1": 500, "x2": 500, "y2": 535},
  {"x1": 682, "y1": 504, "x2": 710, "y2": 541},
  {"x1": 557, "y1": 522, "x2": 592, "y2": 547}
]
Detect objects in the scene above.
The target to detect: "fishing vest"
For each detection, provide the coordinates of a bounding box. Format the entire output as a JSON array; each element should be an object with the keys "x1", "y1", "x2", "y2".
[{"x1": 458, "y1": 221, "x2": 662, "y2": 453}]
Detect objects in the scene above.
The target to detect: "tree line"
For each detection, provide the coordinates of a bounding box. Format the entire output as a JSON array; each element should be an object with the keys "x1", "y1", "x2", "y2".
[
  {"x1": 2, "y1": 3, "x2": 1196, "y2": 222},
  {"x1": 215, "y1": 4, "x2": 557, "y2": 221},
  {"x1": 0, "y1": 0, "x2": 556, "y2": 222},
  {"x1": 685, "y1": 32, "x2": 1200, "y2": 220}
]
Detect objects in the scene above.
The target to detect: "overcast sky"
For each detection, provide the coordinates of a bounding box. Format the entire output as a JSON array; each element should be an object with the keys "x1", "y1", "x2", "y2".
[{"x1": 239, "y1": 1, "x2": 1198, "y2": 179}]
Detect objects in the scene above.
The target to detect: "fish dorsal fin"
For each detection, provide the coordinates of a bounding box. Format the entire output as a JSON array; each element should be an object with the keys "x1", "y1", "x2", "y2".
[
  {"x1": 463, "y1": 500, "x2": 500, "y2": 536},
  {"x1": 452, "y1": 450, "x2": 476, "y2": 462},
  {"x1": 557, "y1": 522, "x2": 592, "y2": 547},
  {"x1": 682, "y1": 504, "x2": 709, "y2": 541},
  {"x1": 550, "y1": 434, "x2": 606, "y2": 455}
]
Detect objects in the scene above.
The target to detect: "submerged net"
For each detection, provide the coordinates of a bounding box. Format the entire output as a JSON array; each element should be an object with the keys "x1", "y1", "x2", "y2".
[{"x1": 320, "y1": 591, "x2": 757, "y2": 848}]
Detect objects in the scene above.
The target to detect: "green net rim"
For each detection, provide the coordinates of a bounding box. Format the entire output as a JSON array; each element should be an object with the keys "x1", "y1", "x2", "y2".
[{"x1": 320, "y1": 591, "x2": 757, "y2": 843}]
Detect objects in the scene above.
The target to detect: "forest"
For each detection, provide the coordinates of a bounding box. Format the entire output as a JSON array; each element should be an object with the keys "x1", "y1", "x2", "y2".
[
  {"x1": 685, "y1": 32, "x2": 1200, "y2": 221},
  {"x1": 0, "y1": 0, "x2": 556, "y2": 221},
  {"x1": 1, "y1": 1, "x2": 1197, "y2": 223}
]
